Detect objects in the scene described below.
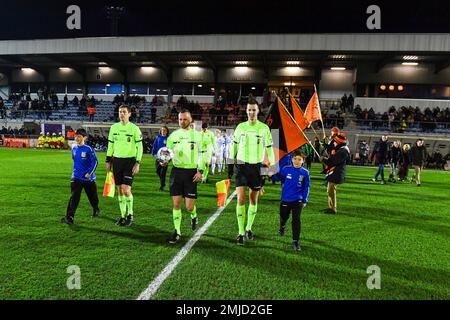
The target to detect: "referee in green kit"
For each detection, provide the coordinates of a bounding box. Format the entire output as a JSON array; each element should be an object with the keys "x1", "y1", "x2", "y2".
[
  {"x1": 231, "y1": 96, "x2": 275, "y2": 245},
  {"x1": 106, "y1": 105, "x2": 143, "y2": 226},
  {"x1": 166, "y1": 109, "x2": 204, "y2": 244}
]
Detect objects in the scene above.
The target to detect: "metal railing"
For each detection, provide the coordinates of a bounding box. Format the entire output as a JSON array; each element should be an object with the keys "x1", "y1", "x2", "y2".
[{"x1": 353, "y1": 119, "x2": 450, "y2": 132}]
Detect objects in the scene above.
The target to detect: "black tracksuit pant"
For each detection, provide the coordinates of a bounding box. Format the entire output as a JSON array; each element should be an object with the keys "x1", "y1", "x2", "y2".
[
  {"x1": 280, "y1": 200, "x2": 303, "y2": 241},
  {"x1": 66, "y1": 179, "x2": 99, "y2": 218},
  {"x1": 156, "y1": 160, "x2": 168, "y2": 188}
]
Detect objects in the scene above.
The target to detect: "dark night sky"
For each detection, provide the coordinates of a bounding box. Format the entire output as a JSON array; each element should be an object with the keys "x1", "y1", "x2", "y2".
[{"x1": 0, "y1": 0, "x2": 449, "y2": 40}]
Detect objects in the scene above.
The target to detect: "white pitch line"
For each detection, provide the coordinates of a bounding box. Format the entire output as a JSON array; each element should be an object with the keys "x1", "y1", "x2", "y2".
[{"x1": 137, "y1": 190, "x2": 237, "y2": 300}]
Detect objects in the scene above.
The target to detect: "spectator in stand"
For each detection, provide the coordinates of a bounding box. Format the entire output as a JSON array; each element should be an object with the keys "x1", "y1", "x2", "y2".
[
  {"x1": 87, "y1": 104, "x2": 96, "y2": 122},
  {"x1": 0, "y1": 98, "x2": 5, "y2": 119},
  {"x1": 135, "y1": 106, "x2": 141, "y2": 123},
  {"x1": 114, "y1": 104, "x2": 120, "y2": 122},
  {"x1": 399, "y1": 119, "x2": 407, "y2": 133},
  {"x1": 63, "y1": 95, "x2": 68, "y2": 108},
  {"x1": 72, "y1": 96, "x2": 79, "y2": 108},
  {"x1": 340, "y1": 94, "x2": 347, "y2": 113},
  {"x1": 151, "y1": 105, "x2": 157, "y2": 123},
  {"x1": 347, "y1": 94, "x2": 354, "y2": 113}
]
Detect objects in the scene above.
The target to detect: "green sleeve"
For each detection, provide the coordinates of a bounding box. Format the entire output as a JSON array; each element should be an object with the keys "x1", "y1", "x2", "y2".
[
  {"x1": 197, "y1": 132, "x2": 205, "y2": 170},
  {"x1": 230, "y1": 126, "x2": 240, "y2": 160},
  {"x1": 107, "y1": 125, "x2": 115, "y2": 157},
  {"x1": 265, "y1": 127, "x2": 275, "y2": 166},
  {"x1": 135, "y1": 126, "x2": 143, "y2": 162},
  {"x1": 166, "y1": 133, "x2": 174, "y2": 150}
]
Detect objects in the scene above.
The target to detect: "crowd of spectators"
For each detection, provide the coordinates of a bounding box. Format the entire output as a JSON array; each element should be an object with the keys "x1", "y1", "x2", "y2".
[
  {"x1": 0, "y1": 125, "x2": 33, "y2": 137},
  {"x1": 86, "y1": 135, "x2": 108, "y2": 152},
  {"x1": 162, "y1": 95, "x2": 265, "y2": 126},
  {"x1": 84, "y1": 132, "x2": 155, "y2": 154},
  {"x1": 353, "y1": 105, "x2": 450, "y2": 132}
]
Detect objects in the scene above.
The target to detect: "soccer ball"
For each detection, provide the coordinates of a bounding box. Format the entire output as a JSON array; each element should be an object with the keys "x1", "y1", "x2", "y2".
[{"x1": 157, "y1": 147, "x2": 174, "y2": 163}]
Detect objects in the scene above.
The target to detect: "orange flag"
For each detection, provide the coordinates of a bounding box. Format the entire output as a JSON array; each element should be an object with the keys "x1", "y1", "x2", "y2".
[
  {"x1": 265, "y1": 97, "x2": 309, "y2": 160},
  {"x1": 216, "y1": 179, "x2": 231, "y2": 207},
  {"x1": 304, "y1": 91, "x2": 322, "y2": 124},
  {"x1": 290, "y1": 96, "x2": 309, "y2": 130},
  {"x1": 103, "y1": 171, "x2": 115, "y2": 198}
]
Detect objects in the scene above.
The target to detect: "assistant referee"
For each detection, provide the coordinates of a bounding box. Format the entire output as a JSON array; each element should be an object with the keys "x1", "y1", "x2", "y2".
[{"x1": 106, "y1": 105, "x2": 143, "y2": 226}]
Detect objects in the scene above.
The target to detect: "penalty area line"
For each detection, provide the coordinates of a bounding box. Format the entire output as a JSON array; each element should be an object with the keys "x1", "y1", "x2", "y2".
[{"x1": 137, "y1": 190, "x2": 237, "y2": 300}]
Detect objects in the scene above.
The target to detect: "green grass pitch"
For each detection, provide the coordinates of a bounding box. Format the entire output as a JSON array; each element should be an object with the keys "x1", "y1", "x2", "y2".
[{"x1": 0, "y1": 148, "x2": 449, "y2": 299}]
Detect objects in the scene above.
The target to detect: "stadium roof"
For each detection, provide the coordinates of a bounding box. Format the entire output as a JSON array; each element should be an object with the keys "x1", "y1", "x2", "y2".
[{"x1": 0, "y1": 34, "x2": 449, "y2": 73}]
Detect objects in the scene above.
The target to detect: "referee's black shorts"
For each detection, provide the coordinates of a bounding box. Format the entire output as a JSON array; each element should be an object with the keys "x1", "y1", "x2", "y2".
[
  {"x1": 235, "y1": 163, "x2": 263, "y2": 191},
  {"x1": 169, "y1": 167, "x2": 198, "y2": 199},
  {"x1": 113, "y1": 157, "x2": 136, "y2": 186}
]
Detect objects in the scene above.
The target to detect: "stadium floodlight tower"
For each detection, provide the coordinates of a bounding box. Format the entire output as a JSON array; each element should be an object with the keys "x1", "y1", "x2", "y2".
[{"x1": 106, "y1": 6, "x2": 125, "y2": 36}]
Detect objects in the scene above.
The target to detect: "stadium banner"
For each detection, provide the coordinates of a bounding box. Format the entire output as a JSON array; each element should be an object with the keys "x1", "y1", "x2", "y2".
[
  {"x1": 42, "y1": 123, "x2": 65, "y2": 137},
  {"x1": 2, "y1": 137, "x2": 39, "y2": 148}
]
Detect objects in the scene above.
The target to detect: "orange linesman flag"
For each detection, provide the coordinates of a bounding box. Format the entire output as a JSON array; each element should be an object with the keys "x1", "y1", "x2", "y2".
[
  {"x1": 216, "y1": 179, "x2": 231, "y2": 207},
  {"x1": 304, "y1": 91, "x2": 322, "y2": 124},
  {"x1": 290, "y1": 96, "x2": 309, "y2": 130},
  {"x1": 265, "y1": 97, "x2": 308, "y2": 161},
  {"x1": 103, "y1": 171, "x2": 115, "y2": 198}
]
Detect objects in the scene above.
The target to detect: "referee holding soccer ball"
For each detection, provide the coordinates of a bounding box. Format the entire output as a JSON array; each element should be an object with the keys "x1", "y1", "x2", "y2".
[{"x1": 165, "y1": 109, "x2": 204, "y2": 244}]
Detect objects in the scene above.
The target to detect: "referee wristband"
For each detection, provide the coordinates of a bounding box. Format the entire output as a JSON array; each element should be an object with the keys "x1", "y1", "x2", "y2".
[{"x1": 106, "y1": 156, "x2": 112, "y2": 163}]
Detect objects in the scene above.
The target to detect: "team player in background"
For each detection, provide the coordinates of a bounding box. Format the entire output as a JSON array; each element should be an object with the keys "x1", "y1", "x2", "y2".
[
  {"x1": 213, "y1": 129, "x2": 228, "y2": 175},
  {"x1": 230, "y1": 96, "x2": 275, "y2": 245},
  {"x1": 106, "y1": 105, "x2": 143, "y2": 227},
  {"x1": 210, "y1": 129, "x2": 221, "y2": 175},
  {"x1": 61, "y1": 128, "x2": 99, "y2": 225},
  {"x1": 226, "y1": 131, "x2": 234, "y2": 179},
  {"x1": 200, "y1": 123, "x2": 217, "y2": 183},
  {"x1": 166, "y1": 110, "x2": 204, "y2": 244}
]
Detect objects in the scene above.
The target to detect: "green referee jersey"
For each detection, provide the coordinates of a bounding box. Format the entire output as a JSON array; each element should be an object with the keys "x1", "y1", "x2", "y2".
[
  {"x1": 166, "y1": 128, "x2": 203, "y2": 169},
  {"x1": 231, "y1": 120, "x2": 275, "y2": 165},
  {"x1": 107, "y1": 122, "x2": 143, "y2": 161},
  {"x1": 201, "y1": 130, "x2": 217, "y2": 154}
]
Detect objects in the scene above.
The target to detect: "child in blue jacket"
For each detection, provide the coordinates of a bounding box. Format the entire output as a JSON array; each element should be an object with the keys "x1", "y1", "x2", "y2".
[{"x1": 269, "y1": 149, "x2": 310, "y2": 251}]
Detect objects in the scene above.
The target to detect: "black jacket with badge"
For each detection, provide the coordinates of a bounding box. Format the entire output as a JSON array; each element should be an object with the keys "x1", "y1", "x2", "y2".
[{"x1": 323, "y1": 144, "x2": 350, "y2": 184}]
